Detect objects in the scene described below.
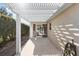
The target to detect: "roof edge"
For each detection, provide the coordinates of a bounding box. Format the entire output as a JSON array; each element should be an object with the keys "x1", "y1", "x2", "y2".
[{"x1": 47, "y1": 3, "x2": 74, "y2": 22}]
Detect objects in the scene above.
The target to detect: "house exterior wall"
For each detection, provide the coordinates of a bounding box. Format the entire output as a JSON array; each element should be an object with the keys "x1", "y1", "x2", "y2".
[{"x1": 47, "y1": 4, "x2": 79, "y2": 55}]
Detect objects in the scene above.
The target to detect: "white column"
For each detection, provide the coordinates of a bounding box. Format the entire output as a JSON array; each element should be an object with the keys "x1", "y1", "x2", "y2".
[
  {"x1": 16, "y1": 15, "x2": 21, "y2": 56},
  {"x1": 29, "y1": 24, "x2": 33, "y2": 39}
]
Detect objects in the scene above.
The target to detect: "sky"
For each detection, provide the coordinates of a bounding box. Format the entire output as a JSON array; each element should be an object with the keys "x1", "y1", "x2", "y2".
[
  {"x1": 0, "y1": 3, "x2": 6, "y2": 8},
  {"x1": 0, "y1": 3, "x2": 16, "y2": 19}
]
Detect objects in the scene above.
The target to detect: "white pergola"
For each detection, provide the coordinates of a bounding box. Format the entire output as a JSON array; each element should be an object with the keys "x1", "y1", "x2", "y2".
[{"x1": 6, "y1": 3, "x2": 72, "y2": 55}]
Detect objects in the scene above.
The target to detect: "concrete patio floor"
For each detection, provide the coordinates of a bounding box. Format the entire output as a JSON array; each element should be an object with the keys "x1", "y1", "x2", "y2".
[{"x1": 21, "y1": 37, "x2": 62, "y2": 56}]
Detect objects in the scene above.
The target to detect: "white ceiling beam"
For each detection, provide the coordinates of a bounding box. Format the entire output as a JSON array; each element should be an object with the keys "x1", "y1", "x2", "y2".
[{"x1": 6, "y1": 3, "x2": 64, "y2": 22}]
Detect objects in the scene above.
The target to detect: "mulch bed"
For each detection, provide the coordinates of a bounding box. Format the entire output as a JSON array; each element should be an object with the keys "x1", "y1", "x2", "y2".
[{"x1": 0, "y1": 35, "x2": 29, "y2": 56}]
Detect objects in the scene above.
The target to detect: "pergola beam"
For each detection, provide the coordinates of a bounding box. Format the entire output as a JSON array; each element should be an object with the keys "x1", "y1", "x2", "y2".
[{"x1": 16, "y1": 15, "x2": 21, "y2": 56}]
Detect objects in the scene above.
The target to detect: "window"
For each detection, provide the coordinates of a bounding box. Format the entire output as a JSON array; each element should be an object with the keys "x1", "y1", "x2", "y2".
[
  {"x1": 33, "y1": 24, "x2": 36, "y2": 31},
  {"x1": 49, "y1": 23, "x2": 51, "y2": 30}
]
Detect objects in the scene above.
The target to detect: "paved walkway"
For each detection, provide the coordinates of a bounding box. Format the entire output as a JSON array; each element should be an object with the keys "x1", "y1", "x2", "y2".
[{"x1": 21, "y1": 37, "x2": 62, "y2": 56}]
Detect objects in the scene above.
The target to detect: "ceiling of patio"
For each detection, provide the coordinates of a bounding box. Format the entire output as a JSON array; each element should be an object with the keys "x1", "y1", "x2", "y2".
[{"x1": 7, "y1": 3, "x2": 65, "y2": 22}]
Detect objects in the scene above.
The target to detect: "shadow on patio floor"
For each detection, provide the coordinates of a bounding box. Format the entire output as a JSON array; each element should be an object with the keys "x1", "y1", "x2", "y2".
[{"x1": 21, "y1": 36, "x2": 62, "y2": 56}]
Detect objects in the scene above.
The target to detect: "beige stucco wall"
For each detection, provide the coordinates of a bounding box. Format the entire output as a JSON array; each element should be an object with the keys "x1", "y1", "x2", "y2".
[{"x1": 47, "y1": 4, "x2": 79, "y2": 55}]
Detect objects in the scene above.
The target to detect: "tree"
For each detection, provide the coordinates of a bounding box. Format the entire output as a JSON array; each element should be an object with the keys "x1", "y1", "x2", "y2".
[
  {"x1": 0, "y1": 7, "x2": 29, "y2": 44},
  {"x1": 0, "y1": 7, "x2": 16, "y2": 43}
]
